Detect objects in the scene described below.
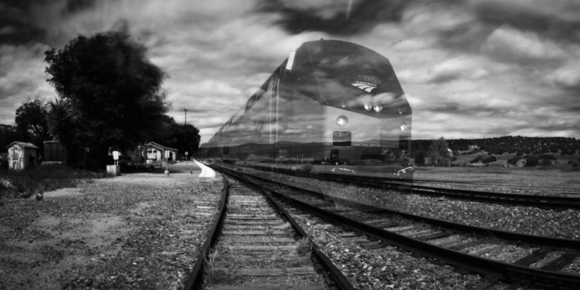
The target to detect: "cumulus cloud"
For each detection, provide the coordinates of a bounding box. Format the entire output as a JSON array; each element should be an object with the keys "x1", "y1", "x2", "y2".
[
  {"x1": 398, "y1": 56, "x2": 489, "y2": 84},
  {"x1": 0, "y1": 0, "x2": 579, "y2": 142},
  {"x1": 0, "y1": 42, "x2": 55, "y2": 124},
  {"x1": 470, "y1": 0, "x2": 580, "y2": 42},
  {"x1": 481, "y1": 26, "x2": 565, "y2": 63},
  {"x1": 259, "y1": 0, "x2": 411, "y2": 35},
  {"x1": 546, "y1": 62, "x2": 580, "y2": 91}
]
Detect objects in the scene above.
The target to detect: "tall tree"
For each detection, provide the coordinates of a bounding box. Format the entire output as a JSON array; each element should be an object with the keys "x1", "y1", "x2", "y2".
[
  {"x1": 156, "y1": 116, "x2": 201, "y2": 157},
  {"x1": 427, "y1": 136, "x2": 450, "y2": 167},
  {"x1": 15, "y1": 98, "x2": 50, "y2": 143},
  {"x1": 44, "y1": 32, "x2": 167, "y2": 168}
]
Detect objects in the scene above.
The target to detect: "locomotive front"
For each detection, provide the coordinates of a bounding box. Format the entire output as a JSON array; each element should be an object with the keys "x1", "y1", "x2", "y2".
[{"x1": 200, "y1": 40, "x2": 413, "y2": 181}]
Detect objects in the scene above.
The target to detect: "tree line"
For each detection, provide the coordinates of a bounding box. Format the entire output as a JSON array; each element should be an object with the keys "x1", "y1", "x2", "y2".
[
  {"x1": 412, "y1": 136, "x2": 580, "y2": 167},
  {"x1": 1, "y1": 32, "x2": 200, "y2": 169}
]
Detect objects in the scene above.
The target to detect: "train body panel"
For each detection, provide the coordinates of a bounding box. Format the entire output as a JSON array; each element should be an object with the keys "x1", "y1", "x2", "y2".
[{"x1": 199, "y1": 40, "x2": 413, "y2": 181}]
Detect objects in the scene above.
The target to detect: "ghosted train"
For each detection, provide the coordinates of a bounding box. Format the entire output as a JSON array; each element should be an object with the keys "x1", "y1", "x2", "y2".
[{"x1": 199, "y1": 40, "x2": 413, "y2": 181}]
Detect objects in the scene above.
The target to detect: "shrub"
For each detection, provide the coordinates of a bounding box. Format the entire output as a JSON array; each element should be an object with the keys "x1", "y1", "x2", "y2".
[
  {"x1": 482, "y1": 156, "x2": 497, "y2": 164},
  {"x1": 414, "y1": 152, "x2": 426, "y2": 166},
  {"x1": 525, "y1": 155, "x2": 540, "y2": 166},
  {"x1": 507, "y1": 156, "x2": 521, "y2": 165},
  {"x1": 438, "y1": 157, "x2": 451, "y2": 167},
  {"x1": 538, "y1": 154, "x2": 556, "y2": 160},
  {"x1": 0, "y1": 158, "x2": 7, "y2": 170},
  {"x1": 0, "y1": 165, "x2": 102, "y2": 199},
  {"x1": 300, "y1": 163, "x2": 313, "y2": 173},
  {"x1": 470, "y1": 155, "x2": 484, "y2": 163},
  {"x1": 516, "y1": 151, "x2": 523, "y2": 157},
  {"x1": 539, "y1": 159, "x2": 552, "y2": 167}
]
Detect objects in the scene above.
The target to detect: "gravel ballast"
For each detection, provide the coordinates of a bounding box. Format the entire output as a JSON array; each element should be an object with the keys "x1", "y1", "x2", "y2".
[
  {"x1": 249, "y1": 170, "x2": 580, "y2": 240},
  {"x1": 0, "y1": 164, "x2": 222, "y2": 290}
]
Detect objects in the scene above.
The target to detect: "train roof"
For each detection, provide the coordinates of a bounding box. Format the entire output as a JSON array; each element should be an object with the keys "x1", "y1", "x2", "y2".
[{"x1": 280, "y1": 39, "x2": 410, "y2": 115}]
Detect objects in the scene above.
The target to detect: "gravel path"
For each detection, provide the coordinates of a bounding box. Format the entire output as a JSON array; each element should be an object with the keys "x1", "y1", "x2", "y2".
[{"x1": 0, "y1": 163, "x2": 222, "y2": 290}]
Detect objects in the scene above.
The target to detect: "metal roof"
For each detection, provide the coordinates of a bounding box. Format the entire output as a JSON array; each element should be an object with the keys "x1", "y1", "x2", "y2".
[
  {"x1": 6, "y1": 141, "x2": 39, "y2": 149},
  {"x1": 145, "y1": 142, "x2": 177, "y2": 152}
]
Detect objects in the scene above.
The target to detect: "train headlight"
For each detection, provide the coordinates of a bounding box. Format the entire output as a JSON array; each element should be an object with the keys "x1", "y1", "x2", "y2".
[
  {"x1": 373, "y1": 105, "x2": 383, "y2": 113},
  {"x1": 364, "y1": 103, "x2": 372, "y2": 111},
  {"x1": 336, "y1": 115, "x2": 349, "y2": 127},
  {"x1": 400, "y1": 122, "x2": 408, "y2": 132}
]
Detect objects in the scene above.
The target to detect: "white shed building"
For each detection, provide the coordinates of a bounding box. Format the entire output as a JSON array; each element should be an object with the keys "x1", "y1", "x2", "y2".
[{"x1": 6, "y1": 141, "x2": 39, "y2": 170}]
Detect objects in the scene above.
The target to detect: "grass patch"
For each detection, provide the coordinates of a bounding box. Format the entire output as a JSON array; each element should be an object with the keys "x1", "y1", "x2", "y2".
[{"x1": 0, "y1": 164, "x2": 104, "y2": 199}]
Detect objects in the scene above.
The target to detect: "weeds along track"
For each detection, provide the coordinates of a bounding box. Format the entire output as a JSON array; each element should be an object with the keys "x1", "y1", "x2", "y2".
[
  {"x1": 184, "y1": 173, "x2": 354, "y2": 290},
  {"x1": 231, "y1": 163, "x2": 580, "y2": 209},
  {"x1": 214, "y1": 166, "x2": 580, "y2": 290}
]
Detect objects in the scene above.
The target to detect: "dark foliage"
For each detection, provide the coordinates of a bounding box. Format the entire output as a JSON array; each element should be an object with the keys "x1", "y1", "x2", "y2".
[
  {"x1": 470, "y1": 155, "x2": 484, "y2": 163},
  {"x1": 507, "y1": 156, "x2": 521, "y2": 165},
  {"x1": 15, "y1": 98, "x2": 50, "y2": 140},
  {"x1": 300, "y1": 163, "x2": 313, "y2": 173},
  {"x1": 427, "y1": 137, "x2": 450, "y2": 167},
  {"x1": 525, "y1": 155, "x2": 540, "y2": 167},
  {"x1": 412, "y1": 136, "x2": 579, "y2": 158},
  {"x1": 44, "y1": 32, "x2": 167, "y2": 169},
  {"x1": 414, "y1": 151, "x2": 426, "y2": 166},
  {"x1": 538, "y1": 154, "x2": 556, "y2": 160},
  {"x1": 0, "y1": 157, "x2": 7, "y2": 170},
  {"x1": 539, "y1": 158, "x2": 553, "y2": 167},
  {"x1": 483, "y1": 156, "x2": 497, "y2": 164},
  {"x1": 155, "y1": 116, "x2": 201, "y2": 158},
  {"x1": 14, "y1": 98, "x2": 51, "y2": 152}
]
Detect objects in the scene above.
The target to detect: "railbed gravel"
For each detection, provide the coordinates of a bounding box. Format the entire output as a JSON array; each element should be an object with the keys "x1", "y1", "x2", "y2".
[
  {"x1": 0, "y1": 166, "x2": 223, "y2": 290},
  {"x1": 245, "y1": 169, "x2": 580, "y2": 240},
  {"x1": 292, "y1": 212, "x2": 481, "y2": 289}
]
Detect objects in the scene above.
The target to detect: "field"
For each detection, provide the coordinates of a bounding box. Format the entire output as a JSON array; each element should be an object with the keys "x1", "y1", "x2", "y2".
[{"x1": 412, "y1": 166, "x2": 580, "y2": 195}]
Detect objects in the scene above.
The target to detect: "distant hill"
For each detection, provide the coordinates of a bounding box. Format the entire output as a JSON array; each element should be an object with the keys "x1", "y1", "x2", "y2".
[{"x1": 411, "y1": 136, "x2": 579, "y2": 155}]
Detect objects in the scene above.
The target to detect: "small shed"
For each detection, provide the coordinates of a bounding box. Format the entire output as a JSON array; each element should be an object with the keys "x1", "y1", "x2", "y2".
[
  {"x1": 6, "y1": 141, "x2": 38, "y2": 170},
  {"x1": 145, "y1": 142, "x2": 177, "y2": 164}
]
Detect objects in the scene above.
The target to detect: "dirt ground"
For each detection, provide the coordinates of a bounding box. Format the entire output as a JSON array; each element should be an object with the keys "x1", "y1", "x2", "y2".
[{"x1": 0, "y1": 162, "x2": 223, "y2": 290}]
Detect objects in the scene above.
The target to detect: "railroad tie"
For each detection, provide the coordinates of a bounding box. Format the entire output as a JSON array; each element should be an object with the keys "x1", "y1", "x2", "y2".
[
  {"x1": 207, "y1": 283, "x2": 326, "y2": 290},
  {"x1": 540, "y1": 251, "x2": 579, "y2": 271}
]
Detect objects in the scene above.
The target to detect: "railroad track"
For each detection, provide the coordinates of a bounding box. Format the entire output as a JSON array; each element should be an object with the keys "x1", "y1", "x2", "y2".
[
  {"x1": 183, "y1": 173, "x2": 354, "y2": 290},
  {"x1": 229, "y1": 163, "x2": 580, "y2": 210},
  {"x1": 216, "y1": 165, "x2": 580, "y2": 290}
]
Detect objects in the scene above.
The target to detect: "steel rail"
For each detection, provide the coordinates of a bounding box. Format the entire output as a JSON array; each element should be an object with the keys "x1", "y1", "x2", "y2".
[
  {"x1": 272, "y1": 192, "x2": 580, "y2": 290},
  {"x1": 216, "y1": 166, "x2": 580, "y2": 289},
  {"x1": 232, "y1": 163, "x2": 580, "y2": 209},
  {"x1": 318, "y1": 172, "x2": 580, "y2": 206},
  {"x1": 183, "y1": 176, "x2": 230, "y2": 290},
  {"x1": 222, "y1": 170, "x2": 355, "y2": 290},
  {"x1": 221, "y1": 166, "x2": 580, "y2": 250}
]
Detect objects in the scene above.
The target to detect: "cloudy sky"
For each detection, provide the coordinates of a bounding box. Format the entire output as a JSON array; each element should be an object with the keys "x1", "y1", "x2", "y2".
[{"x1": 1, "y1": 0, "x2": 579, "y2": 143}]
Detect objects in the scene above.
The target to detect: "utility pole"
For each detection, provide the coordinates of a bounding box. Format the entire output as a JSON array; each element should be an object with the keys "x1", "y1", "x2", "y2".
[{"x1": 183, "y1": 108, "x2": 188, "y2": 125}]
